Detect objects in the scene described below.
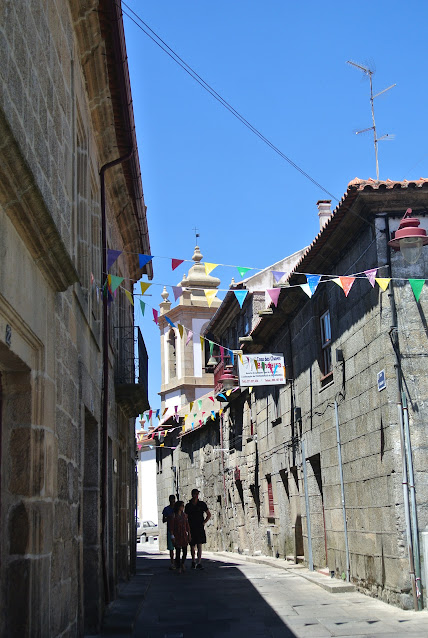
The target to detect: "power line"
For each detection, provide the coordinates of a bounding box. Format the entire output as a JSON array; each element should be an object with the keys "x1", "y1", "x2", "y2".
[{"x1": 120, "y1": 1, "x2": 339, "y2": 201}]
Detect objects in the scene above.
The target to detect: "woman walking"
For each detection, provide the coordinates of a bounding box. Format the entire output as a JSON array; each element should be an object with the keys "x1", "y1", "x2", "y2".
[{"x1": 169, "y1": 500, "x2": 191, "y2": 573}]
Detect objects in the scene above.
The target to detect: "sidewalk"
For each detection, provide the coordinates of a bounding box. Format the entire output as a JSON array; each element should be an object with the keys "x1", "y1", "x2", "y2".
[{"x1": 94, "y1": 546, "x2": 428, "y2": 637}]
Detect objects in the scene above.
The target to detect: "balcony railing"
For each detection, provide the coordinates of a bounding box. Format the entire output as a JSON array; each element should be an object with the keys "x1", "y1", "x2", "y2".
[{"x1": 114, "y1": 326, "x2": 149, "y2": 417}]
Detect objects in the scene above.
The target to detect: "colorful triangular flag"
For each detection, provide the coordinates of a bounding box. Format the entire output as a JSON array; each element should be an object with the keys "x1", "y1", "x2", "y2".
[
  {"x1": 375, "y1": 278, "x2": 391, "y2": 292},
  {"x1": 332, "y1": 278, "x2": 343, "y2": 289},
  {"x1": 339, "y1": 276, "x2": 355, "y2": 297},
  {"x1": 124, "y1": 289, "x2": 134, "y2": 306},
  {"x1": 234, "y1": 290, "x2": 248, "y2": 308},
  {"x1": 267, "y1": 288, "x2": 281, "y2": 307},
  {"x1": 209, "y1": 341, "x2": 214, "y2": 356},
  {"x1": 272, "y1": 271, "x2": 286, "y2": 283},
  {"x1": 153, "y1": 308, "x2": 159, "y2": 324},
  {"x1": 165, "y1": 316, "x2": 175, "y2": 328},
  {"x1": 409, "y1": 279, "x2": 425, "y2": 302},
  {"x1": 172, "y1": 258, "x2": 184, "y2": 271},
  {"x1": 186, "y1": 330, "x2": 193, "y2": 346},
  {"x1": 307, "y1": 275, "x2": 321, "y2": 295},
  {"x1": 189, "y1": 402, "x2": 194, "y2": 412},
  {"x1": 177, "y1": 323, "x2": 184, "y2": 338},
  {"x1": 300, "y1": 283, "x2": 312, "y2": 297},
  {"x1": 205, "y1": 290, "x2": 218, "y2": 307},
  {"x1": 140, "y1": 300, "x2": 146, "y2": 316},
  {"x1": 364, "y1": 268, "x2": 377, "y2": 287},
  {"x1": 172, "y1": 286, "x2": 183, "y2": 301},
  {"x1": 209, "y1": 396, "x2": 215, "y2": 403},
  {"x1": 237, "y1": 266, "x2": 251, "y2": 279},
  {"x1": 200, "y1": 336, "x2": 204, "y2": 351},
  {"x1": 109, "y1": 275, "x2": 124, "y2": 293},
  {"x1": 229, "y1": 350, "x2": 234, "y2": 365},
  {"x1": 139, "y1": 254, "x2": 153, "y2": 270},
  {"x1": 197, "y1": 399, "x2": 202, "y2": 410},
  {"x1": 107, "y1": 249, "x2": 122, "y2": 271},
  {"x1": 140, "y1": 282, "x2": 151, "y2": 295},
  {"x1": 205, "y1": 263, "x2": 218, "y2": 276}
]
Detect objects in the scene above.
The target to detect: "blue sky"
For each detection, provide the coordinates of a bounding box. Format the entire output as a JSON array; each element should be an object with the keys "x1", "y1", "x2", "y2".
[{"x1": 123, "y1": 0, "x2": 428, "y2": 410}]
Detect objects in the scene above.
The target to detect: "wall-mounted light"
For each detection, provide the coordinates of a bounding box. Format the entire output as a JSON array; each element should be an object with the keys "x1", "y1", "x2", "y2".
[{"x1": 388, "y1": 208, "x2": 428, "y2": 264}]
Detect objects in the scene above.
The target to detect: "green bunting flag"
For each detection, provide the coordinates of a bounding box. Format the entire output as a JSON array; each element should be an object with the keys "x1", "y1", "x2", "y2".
[
  {"x1": 109, "y1": 275, "x2": 124, "y2": 293},
  {"x1": 409, "y1": 279, "x2": 425, "y2": 302},
  {"x1": 197, "y1": 399, "x2": 202, "y2": 411},
  {"x1": 209, "y1": 340, "x2": 214, "y2": 356},
  {"x1": 140, "y1": 300, "x2": 146, "y2": 316},
  {"x1": 237, "y1": 266, "x2": 251, "y2": 279}
]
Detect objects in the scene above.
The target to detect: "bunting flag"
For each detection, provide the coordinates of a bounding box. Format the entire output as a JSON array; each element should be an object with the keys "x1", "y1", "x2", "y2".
[
  {"x1": 162, "y1": 408, "x2": 168, "y2": 416},
  {"x1": 209, "y1": 396, "x2": 214, "y2": 402},
  {"x1": 140, "y1": 282, "x2": 151, "y2": 295},
  {"x1": 139, "y1": 254, "x2": 153, "y2": 269},
  {"x1": 332, "y1": 278, "x2": 343, "y2": 289},
  {"x1": 177, "y1": 323, "x2": 184, "y2": 338},
  {"x1": 156, "y1": 409, "x2": 160, "y2": 420},
  {"x1": 182, "y1": 425, "x2": 185, "y2": 433},
  {"x1": 172, "y1": 258, "x2": 184, "y2": 271},
  {"x1": 234, "y1": 290, "x2": 248, "y2": 308},
  {"x1": 364, "y1": 269, "x2": 378, "y2": 287},
  {"x1": 108, "y1": 275, "x2": 124, "y2": 293},
  {"x1": 205, "y1": 263, "x2": 218, "y2": 276},
  {"x1": 226, "y1": 389, "x2": 232, "y2": 397},
  {"x1": 197, "y1": 399, "x2": 202, "y2": 410},
  {"x1": 107, "y1": 249, "x2": 122, "y2": 271},
  {"x1": 254, "y1": 360, "x2": 259, "y2": 371},
  {"x1": 300, "y1": 283, "x2": 312, "y2": 298},
  {"x1": 140, "y1": 300, "x2": 146, "y2": 316},
  {"x1": 186, "y1": 330, "x2": 193, "y2": 346},
  {"x1": 307, "y1": 275, "x2": 321, "y2": 295},
  {"x1": 239, "y1": 353, "x2": 243, "y2": 364},
  {"x1": 267, "y1": 288, "x2": 281, "y2": 307},
  {"x1": 339, "y1": 277, "x2": 355, "y2": 297},
  {"x1": 237, "y1": 266, "x2": 251, "y2": 279},
  {"x1": 200, "y1": 336, "x2": 204, "y2": 351},
  {"x1": 209, "y1": 340, "x2": 214, "y2": 356},
  {"x1": 172, "y1": 286, "x2": 183, "y2": 301},
  {"x1": 229, "y1": 350, "x2": 234, "y2": 365},
  {"x1": 272, "y1": 271, "x2": 286, "y2": 283},
  {"x1": 409, "y1": 279, "x2": 425, "y2": 302},
  {"x1": 189, "y1": 402, "x2": 194, "y2": 412},
  {"x1": 375, "y1": 278, "x2": 391, "y2": 292},
  {"x1": 165, "y1": 316, "x2": 175, "y2": 328},
  {"x1": 149, "y1": 410, "x2": 153, "y2": 420},
  {"x1": 261, "y1": 362, "x2": 266, "y2": 372},
  {"x1": 273, "y1": 364, "x2": 279, "y2": 375},
  {"x1": 218, "y1": 393, "x2": 227, "y2": 400},
  {"x1": 124, "y1": 289, "x2": 134, "y2": 306},
  {"x1": 211, "y1": 411, "x2": 215, "y2": 420},
  {"x1": 152, "y1": 308, "x2": 159, "y2": 324},
  {"x1": 205, "y1": 289, "x2": 218, "y2": 307}
]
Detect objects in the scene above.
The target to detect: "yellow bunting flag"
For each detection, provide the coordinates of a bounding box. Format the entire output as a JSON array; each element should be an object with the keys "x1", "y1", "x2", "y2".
[
  {"x1": 177, "y1": 323, "x2": 184, "y2": 339},
  {"x1": 182, "y1": 425, "x2": 185, "y2": 433},
  {"x1": 239, "y1": 353, "x2": 243, "y2": 365},
  {"x1": 226, "y1": 389, "x2": 232, "y2": 397},
  {"x1": 124, "y1": 289, "x2": 134, "y2": 306},
  {"x1": 375, "y1": 278, "x2": 391, "y2": 292},
  {"x1": 184, "y1": 414, "x2": 188, "y2": 420},
  {"x1": 162, "y1": 407, "x2": 168, "y2": 417},
  {"x1": 200, "y1": 336, "x2": 204, "y2": 350},
  {"x1": 204, "y1": 289, "x2": 218, "y2": 308},
  {"x1": 332, "y1": 277, "x2": 343, "y2": 289},
  {"x1": 205, "y1": 263, "x2": 218, "y2": 276},
  {"x1": 219, "y1": 409, "x2": 223, "y2": 416},
  {"x1": 160, "y1": 443, "x2": 164, "y2": 447},
  {"x1": 249, "y1": 387, "x2": 253, "y2": 394},
  {"x1": 140, "y1": 282, "x2": 151, "y2": 295},
  {"x1": 189, "y1": 401, "x2": 194, "y2": 412}
]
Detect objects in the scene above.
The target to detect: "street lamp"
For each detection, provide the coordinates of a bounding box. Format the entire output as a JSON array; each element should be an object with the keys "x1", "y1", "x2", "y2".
[
  {"x1": 388, "y1": 209, "x2": 428, "y2": 264},
  {"x1": 219, "y1": 366, "x2": 238, "y2": 391}
]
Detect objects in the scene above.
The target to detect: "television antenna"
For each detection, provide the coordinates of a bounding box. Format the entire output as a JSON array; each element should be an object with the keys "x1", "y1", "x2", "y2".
[{"x1": 347, "y1": 61, "x2": 396, "y2": 180}]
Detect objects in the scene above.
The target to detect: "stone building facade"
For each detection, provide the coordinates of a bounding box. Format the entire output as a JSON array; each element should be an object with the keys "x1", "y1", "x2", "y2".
[
  {"x1": 0, "y1": 1, "x2": 151, "y2": 636},
  {"x1": 157, "y1": 179, "x2": 428, "y2": 610}
]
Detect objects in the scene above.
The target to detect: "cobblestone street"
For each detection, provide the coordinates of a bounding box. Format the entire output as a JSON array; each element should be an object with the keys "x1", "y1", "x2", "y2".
[{"x1": 96, "y1": 544, "x2": 428, "y2": 638}]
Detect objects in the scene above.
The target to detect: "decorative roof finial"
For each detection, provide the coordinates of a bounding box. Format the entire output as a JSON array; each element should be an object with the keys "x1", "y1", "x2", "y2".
[{"x1": 161, "y1": 286, "x2": 170, "y2": 302}]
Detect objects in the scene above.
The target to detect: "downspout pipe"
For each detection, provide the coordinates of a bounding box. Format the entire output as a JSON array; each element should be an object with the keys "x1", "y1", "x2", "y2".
[
  {"x1": 379, "y1": 214, "x2": 419, "y2": 610},
  {"x1": 100, "y1": 150, "x2": 133, "y2": 605},
  {"x1": 301, "y1": 438, "x2": 314, "y2": 571},
  {"x1": 334, "y1": 400, "x2": 350, "y2": 582}
]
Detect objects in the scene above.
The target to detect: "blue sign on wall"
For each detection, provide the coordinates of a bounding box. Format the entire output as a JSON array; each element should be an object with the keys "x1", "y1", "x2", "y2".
[{"x1": 377, "y1": 370, "x2": 386, "y2": 392}]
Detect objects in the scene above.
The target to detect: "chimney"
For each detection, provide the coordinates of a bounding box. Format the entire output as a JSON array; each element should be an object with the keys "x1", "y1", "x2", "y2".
[{"x1": 317, "y1": 200, "x2": 332, "y2": 230}]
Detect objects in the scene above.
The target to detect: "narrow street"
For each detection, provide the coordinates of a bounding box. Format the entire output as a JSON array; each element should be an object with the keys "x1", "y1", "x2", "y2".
[{"x1": 96, "y1": 543, "x2": 428, "y2": 638}]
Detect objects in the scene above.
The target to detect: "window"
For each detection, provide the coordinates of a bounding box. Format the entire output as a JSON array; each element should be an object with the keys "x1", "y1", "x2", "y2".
[
  {"x1": 167, "y1": 329, "x2": 177, "y2": 380},
  {"x1": 266, "y1": 475, "x2": 275, "y2": 518},
  {"x1": 320, "y1": 310, "x2": 332, "y2": 377}
]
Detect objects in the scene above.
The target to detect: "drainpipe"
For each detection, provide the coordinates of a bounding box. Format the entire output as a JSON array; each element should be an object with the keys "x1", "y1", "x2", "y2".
[
  {"x1": 380, "y1": 214, "x2": 418, "y2": 610},
  {"x1": 219, "y1": 412, "x2": 228, "y2": 551},
  {"x1": 100, "y1": 150, "x2": 133, "y2": 605},
  {"x1": 402, "y1": 393, "x2": 423, "y2": 608},
  {"x1": 334, "y1": 400, "x2": 350, "y2": 582},
  {"x1": 301, "y1": 438, "x2": 314, "y2": 571}
]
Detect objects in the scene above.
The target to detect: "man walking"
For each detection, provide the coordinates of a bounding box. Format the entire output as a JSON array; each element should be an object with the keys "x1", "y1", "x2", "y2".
[
  {"x1": 185, "y1": 488, "x2": 211, "y2": 569},
  {"x1": 162, "y1": 494, "x2": 176, "y2": 569}
]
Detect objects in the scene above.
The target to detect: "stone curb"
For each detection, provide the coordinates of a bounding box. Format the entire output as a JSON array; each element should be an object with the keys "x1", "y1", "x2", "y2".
[{"x1": 210, "y1": 550, "x2": 356, "y2": 594}]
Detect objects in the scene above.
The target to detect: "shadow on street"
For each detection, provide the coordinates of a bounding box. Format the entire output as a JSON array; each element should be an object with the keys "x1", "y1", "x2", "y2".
[{"x1": 134, "y1": 550, "x2": 296, "y2": 638}]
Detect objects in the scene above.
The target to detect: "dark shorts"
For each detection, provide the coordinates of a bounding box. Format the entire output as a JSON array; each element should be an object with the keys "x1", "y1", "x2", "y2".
[
  {"x1": 190, "y1": 526, "x2": 206, "y2": 546},
  {"x1": 167, "y1": 530, "x2": 174, "y2": 551}
]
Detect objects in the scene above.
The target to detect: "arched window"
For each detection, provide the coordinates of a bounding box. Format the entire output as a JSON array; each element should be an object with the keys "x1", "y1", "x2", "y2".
[{"x1": 167, "y1": 329, "x2": 177, "y2": 380}]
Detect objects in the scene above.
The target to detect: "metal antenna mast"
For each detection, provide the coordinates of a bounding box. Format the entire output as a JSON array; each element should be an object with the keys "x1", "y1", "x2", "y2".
[
  {"x1": 347, "y1": 61, "x2": 396, "y2": 180},
  {"x1": 193, "y1": 227, "x2": 200, "y2": 244}
]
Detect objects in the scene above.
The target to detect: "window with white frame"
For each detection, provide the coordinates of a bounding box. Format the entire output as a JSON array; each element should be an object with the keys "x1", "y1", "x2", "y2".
[{"x1": 320, "y1": 310, "x2": 332, "y2": 376}]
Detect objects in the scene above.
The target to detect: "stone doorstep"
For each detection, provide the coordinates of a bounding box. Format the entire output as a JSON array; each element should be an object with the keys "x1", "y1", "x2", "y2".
[
  {"x1": 100, "y1": 574, "x2": 152, "y2": 635},
  {"x1": 210, "y1": 551, "x2": 356, "y2": 594}
]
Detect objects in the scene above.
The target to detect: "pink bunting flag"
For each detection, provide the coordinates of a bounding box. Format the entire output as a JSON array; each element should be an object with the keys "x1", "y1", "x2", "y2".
[
  {"x1": 173, "y1": 286, "x2": 183, "y2": 301},
  {"x1": 172, "y1": 258, "x2": 184, "y2": 271},
  {"x1": 364, "y1": 269, "x2": 377, "y2": 287},
  {"x1": 186, "y1": 330, "x2": 193, "y2": 346},
  {"x1": 152, "y1": 308, "x2": 158, "y2": 324},
  {"x1": 339, "y1": 276, "x2": 355, "y2": 297},
  {"x1": 209, "y1": 396, "x2": 214, "y2": 403},
  {"x1": 267, "y1": 288, "x2": 281, "y2": 307}
]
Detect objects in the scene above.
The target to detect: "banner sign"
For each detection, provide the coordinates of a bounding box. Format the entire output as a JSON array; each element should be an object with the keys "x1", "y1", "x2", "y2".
[{"x1": 237, "y1": 353, "x2": 286, "y2": 387}]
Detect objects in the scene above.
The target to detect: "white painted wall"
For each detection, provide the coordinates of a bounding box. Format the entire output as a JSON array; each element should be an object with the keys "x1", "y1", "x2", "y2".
[
  {"x1": 165, "y1": 389, "x2": 182, "y2": 410},
  {"x1": 192, "y1": 318, "x2": 209, "y2": 377},
  {"x1": 137, "y1": 448, "x2": 158, "y2": 523}
]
